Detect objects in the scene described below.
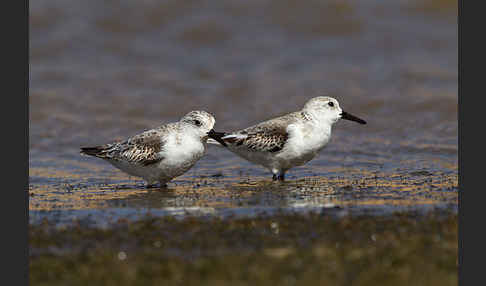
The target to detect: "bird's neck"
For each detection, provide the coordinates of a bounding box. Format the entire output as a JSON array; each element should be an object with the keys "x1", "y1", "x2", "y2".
[{"x1": 302, "y1": 110, "x2": 335, "y2": 130}]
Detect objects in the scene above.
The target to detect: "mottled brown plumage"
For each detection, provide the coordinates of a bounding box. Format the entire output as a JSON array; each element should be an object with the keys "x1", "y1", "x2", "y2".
[
  {"x1": 80, "y1": 110, "x2": 218, "y2": 187},
  {"x1": 207, "y1": 96, "x2": 366, "y2": 181},
  {"x1": 224, "y1": 126, "x2": 289, "y2": 153},
  {"x1": 80, "y1": 126, "x2": 169, "y2": 166},
  {"x1": 217, "y1": 111, "x2": 304, "y2": 154}
]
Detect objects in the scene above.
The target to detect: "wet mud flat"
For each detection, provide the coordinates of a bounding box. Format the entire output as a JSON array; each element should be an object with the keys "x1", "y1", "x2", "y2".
[
  {"x1": 29, "y1": 165, "x2": 458, "y2": 285},
  {"x1": 30, "y1": 211, "x2": 457, "y2": 286},
  {"x1": 29, "y1": 159, "x2": 458, "y2": 227}
]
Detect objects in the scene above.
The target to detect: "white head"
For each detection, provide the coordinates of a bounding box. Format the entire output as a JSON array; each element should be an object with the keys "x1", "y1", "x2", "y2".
[
  {"x1": 180, "y1": 110, "x2": 216, "y2": 140},
  {"x1": 303, "y1": 96, "x2": 366, "y2": 126}
]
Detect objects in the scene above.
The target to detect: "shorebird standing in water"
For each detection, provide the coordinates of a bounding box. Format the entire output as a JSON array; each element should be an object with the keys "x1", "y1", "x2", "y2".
[
  {"x1": 80, "y1": 110, "x2": 224, "y2": 188},
  {"x1": 208, "y1": 96, "x2": 366, "y2": 181}
]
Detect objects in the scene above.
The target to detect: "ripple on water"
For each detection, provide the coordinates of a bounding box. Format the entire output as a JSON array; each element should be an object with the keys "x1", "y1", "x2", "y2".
[{"x1": 29, "y1": 0, "x2": 457, "y2": 227}]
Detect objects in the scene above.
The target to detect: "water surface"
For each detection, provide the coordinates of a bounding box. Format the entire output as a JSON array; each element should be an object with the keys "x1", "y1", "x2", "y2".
[{"x1": 30, "y1": 0, "x2": 458, "y2": 226}]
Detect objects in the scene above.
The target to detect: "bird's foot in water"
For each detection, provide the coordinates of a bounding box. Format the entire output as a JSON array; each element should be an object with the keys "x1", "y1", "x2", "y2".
[
  {"x1": 146, "y1": 182, "x2": 168, "y2": 189},
  {"x1": 272, "y1": 174, "x2": 285, "y2": 181}
]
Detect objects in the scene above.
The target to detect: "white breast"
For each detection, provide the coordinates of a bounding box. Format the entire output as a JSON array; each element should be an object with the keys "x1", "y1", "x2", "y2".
[
  {"x1": 277, "y1": 122, "x2": 331, "y2": 167},
  {"x1": 162, "y1": 131, "x2": 205, "y2": 168}
]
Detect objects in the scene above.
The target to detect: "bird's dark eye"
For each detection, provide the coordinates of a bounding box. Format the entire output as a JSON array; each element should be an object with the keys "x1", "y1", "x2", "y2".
[
  {"x1": 194, "y1": 120, "x2": 202, "y2": 126},
  {"x1": 328, "y1": 102, "x2": 334, "y2": 107}
]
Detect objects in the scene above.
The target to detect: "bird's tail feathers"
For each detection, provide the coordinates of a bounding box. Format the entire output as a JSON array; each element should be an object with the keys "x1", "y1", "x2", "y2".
[{"x1": 80, "y1": 145, "x2": 111, "y2": 158}]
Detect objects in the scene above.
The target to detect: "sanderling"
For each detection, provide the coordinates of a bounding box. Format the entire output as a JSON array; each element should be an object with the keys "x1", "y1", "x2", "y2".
[
  {"x1": 80, "y1": 110, "x2": 224, "y2": 188},
  {"x1": 208, "y1": 96, "x2": 366, "y2": 181}
]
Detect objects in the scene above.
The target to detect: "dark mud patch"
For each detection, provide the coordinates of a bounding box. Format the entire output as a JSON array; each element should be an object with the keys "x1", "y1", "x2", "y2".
[
  {"x1": 30, "y1": 212, "x2": 457, "y2": 286},
  {"x1": 410, "y1": 170, "x2": 434, "y2": 176}
]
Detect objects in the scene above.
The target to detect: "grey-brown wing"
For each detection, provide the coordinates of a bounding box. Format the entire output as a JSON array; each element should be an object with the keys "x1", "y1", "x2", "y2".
[
  {"x1": 244, "y1": 129, "x2": 288, "y2": 153},
  {"x1": 121, "y1": 130, "x2": 166, "y2": 166},
  {"x1": 224, "y1": 118, "x2": 292, "y2": 153},
  {"x1": 81, "y1": 128, "x2": 167, "y2": 166}
]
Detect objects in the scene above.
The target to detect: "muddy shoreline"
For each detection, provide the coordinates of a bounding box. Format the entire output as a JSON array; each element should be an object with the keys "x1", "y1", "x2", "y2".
[
  {"x1": 30, "y1": 211, "x2": 458, "y2": 286},
  {"x1": 29, "y1": 166, "x2": 457, "y2": 227}
]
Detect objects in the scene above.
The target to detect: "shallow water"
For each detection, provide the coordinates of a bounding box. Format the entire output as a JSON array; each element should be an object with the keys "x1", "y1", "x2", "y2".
[{"x1": 29, "y1": 0, "x2": 457, "y2": 226}]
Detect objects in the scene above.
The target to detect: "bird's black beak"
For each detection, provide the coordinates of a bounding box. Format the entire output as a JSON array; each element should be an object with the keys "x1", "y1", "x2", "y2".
[
  {"x1": 340, "y1": 111, "x2": 366, "y2": 125},
  {"x1": 207, "y1": 129, "x2": 228, "y2": 146}
]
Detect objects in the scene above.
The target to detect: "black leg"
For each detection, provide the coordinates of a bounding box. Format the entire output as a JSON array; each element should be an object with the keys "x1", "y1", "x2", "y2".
[
  {"x1": 146, "y1": 181, "x2": 169, "y2": 189},
  {"x1": 272, "y1": 174, "x2": 278, "y2": 181},
  {"x1": 159, "y1": 183, "x2": 168, "y2": 189}
]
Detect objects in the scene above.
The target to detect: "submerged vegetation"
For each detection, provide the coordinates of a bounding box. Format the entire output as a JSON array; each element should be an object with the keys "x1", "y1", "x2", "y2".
[{"x1": 30, "y1": 212, "x2": 457, "y2": 286}]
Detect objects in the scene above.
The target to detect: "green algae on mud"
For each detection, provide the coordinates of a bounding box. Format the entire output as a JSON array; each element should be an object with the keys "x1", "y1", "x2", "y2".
[{"x1": 30, "y1": 212, "x2": 457, "y2": 286}]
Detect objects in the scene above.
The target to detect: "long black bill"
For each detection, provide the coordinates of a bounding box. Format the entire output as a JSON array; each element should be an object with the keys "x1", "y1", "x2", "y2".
[
  {"x1": 340, "y1": 111, "x2": 367, "y2": 125},
  {"x1": 207, "y1": 129, "x2": 228, "y2": 147}
]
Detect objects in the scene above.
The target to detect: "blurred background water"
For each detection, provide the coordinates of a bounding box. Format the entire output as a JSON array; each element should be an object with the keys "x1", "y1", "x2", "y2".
[{"x1": 29, "y1": 0, "x2": 457, "y2": 225}]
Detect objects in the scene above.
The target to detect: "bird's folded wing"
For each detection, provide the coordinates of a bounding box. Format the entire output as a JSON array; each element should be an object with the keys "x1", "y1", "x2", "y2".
[
  {"x1": 223, "y1": 125, "x2": 289, "y2": 153},
  {"x1": 117, "y1": 131, "x2": 166, "y2": 166},
  {"x1": 81, "y1": 130, "x2": 166, "y2": 166}
]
